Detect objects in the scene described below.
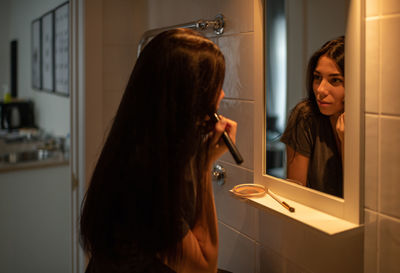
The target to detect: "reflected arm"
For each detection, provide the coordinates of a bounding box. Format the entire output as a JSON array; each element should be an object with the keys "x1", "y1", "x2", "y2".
[
  {"x1": 286, "y1": 145, "x2": 309, "y2": 186},
  {"x1": 335, "y1": 113, "x2": 345, "y2": 165}
]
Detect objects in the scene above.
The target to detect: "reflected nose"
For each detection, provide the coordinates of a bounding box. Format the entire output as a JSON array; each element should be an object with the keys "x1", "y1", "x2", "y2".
[{"x1": 316, "y1": 80, "x2": 329, "y2": 98}]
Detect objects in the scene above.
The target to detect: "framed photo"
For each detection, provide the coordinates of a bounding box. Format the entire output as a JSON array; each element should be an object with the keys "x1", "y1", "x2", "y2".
[
  {"x1": 41, "y1": 11, "x2": 54, "y2": 92},
  {"x1": 54, "y1": 2, "x2": 69, "y2": 96},
  {"x1": 31, "y1": 19, "x2": 41, "y2": 89}
]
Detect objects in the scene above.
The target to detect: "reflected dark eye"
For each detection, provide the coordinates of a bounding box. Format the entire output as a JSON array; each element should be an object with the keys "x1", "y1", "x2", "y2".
[
  {"x1": 330, "y1": 78, "x2": 344, "y2": 86},
  {"x1": 313, "y1": 74, "x2": 322, "y2": 82}
]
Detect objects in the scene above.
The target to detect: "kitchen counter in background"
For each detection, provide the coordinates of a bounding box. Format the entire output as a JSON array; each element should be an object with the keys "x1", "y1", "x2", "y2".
[
  {"x1": 0, "y1": 151, "x2": 68, "y2": 173},
  {"x1": 0, "y1": 129, "x2": 69, "y2": 173}
]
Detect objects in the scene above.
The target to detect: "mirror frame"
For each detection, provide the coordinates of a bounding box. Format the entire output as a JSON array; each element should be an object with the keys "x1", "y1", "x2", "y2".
[{"x1": 254, "y1": 0, "x2": 364, "y2": 224}]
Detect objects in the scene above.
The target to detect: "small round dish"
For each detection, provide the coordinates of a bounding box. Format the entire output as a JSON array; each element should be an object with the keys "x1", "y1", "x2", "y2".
[{"x1": 232, "y1": 183, "x2": 266, "y2": 198}]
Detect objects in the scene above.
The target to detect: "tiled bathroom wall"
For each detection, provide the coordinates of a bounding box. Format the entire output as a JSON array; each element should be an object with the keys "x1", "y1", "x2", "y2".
[
  {"x1": 93, "y1": 0, "x2": 400, "y2": 272},
  {"x1": 101, "y1": 0, "x2": 147, "y2": 134},
  {"x1": 85, "y1": 0, "x2": 148, "y2": 180},
  {"x1": 364, "y1": 0, "x2": 400, "y2": 272}
]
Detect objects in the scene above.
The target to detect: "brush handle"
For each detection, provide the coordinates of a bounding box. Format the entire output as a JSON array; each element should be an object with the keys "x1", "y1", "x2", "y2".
[{"x1": 213, "y1": 113, "x2": 244, "y2": 165}]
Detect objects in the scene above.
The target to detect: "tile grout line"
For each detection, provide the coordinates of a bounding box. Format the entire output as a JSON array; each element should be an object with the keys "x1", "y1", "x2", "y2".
[
  {"x1": 377, "y1": 13, "x2": 400, "y2": 20},
  {"x1": 216, "y1": 159, "x2": 254, "y2": 173},
  {"x1": 364, "y1": 207, "x2": 378, "y2": 214},
  {"x1": 378, "y1": 212, "x2": 400, "y2": 223},
  {"x1": 218, "y1": 219, "x2": 258, "y2": 243},
  {"x1": 365, "y1": 112, "x2": 400, "y2": 119},
  {"x1": 367, "y1": 13, "x2": 400, "y2": 22},
  {"x1": 376, "y1": 9, "x2": 382, "y2": 271},
  {"x1": 366, "y1": 16, "x2": 380, "y2": 21},
  {"x1": 222, "y1": 97, "x2": 255, "y2": 103}
]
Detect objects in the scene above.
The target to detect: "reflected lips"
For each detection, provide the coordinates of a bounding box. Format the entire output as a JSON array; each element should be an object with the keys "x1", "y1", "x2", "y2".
[{"x1": 317, "y1": 100, "x2": 331, "y2": 107}]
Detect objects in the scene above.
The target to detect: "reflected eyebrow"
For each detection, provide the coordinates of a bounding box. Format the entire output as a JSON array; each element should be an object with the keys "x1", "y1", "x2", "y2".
[{"x1": 313, "y1": 71, "x2": 343, "y2": 77}]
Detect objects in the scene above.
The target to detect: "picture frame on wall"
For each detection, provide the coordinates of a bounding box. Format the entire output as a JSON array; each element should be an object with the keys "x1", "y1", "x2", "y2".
[
  {"x1": 41, "y1": 11, "x2": 54, "y2": 92},
  {"x1": 31, "y1": 18, "x2": 41, "y2": 90},
  {"x1": 54, "y1": 2, "x2": 69, "y2": 96}
]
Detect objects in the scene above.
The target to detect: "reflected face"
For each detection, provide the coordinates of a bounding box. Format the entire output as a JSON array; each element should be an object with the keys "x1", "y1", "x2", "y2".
[
  {"x1": 313, "y1": 56, "x2": 345, "y2": 116},
  {"x1": 216, "y1": 89, "x2": 225, "y2": 110}
]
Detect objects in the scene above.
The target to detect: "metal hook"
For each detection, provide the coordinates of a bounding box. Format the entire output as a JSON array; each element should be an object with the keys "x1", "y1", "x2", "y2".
[
  {"x1": 213, "y1": 14, "x2": 225, "y2": 35},
  {"x1": 212, "y1": 164, "x2": 226, "y2": 186}
]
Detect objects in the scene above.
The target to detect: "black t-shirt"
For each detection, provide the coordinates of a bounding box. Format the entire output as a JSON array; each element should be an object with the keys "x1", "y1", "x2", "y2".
[
  {"x1": 281, "y1": 100, "x2": 343, "y2": 197},
  {"x1": 85, "y1": 177, "x2": 197, "y2": 273},
  {"x1": 85, "y1": 255, "x2": 177, "y2": 273}
]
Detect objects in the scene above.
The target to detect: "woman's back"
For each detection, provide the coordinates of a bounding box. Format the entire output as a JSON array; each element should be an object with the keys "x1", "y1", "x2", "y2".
[
  {"x1": 80, "y1": 28, "x2": 236, "y2": 273},
  {"x1": 85, "y1": 254, "x2": 177, "y2": 273}
]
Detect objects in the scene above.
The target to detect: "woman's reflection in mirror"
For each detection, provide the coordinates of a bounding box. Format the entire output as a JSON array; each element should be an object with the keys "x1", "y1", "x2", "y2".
[{"x1": 281, "y1": 36, "x2": 344, "y2": 198}]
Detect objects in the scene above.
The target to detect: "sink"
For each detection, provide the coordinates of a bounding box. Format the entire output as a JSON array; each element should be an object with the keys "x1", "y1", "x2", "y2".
[{"x1": 0, "y1": 149, "x2": 56, "y2": 164}]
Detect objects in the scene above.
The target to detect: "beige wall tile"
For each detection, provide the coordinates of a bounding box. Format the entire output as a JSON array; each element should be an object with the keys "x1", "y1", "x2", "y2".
[
  {"x1": 218, "y1": 33, "x2": 255, "y2": 100},
  {"x1": 213, "y1": 163, "x2": 258, "y2": 239},
  {"x1": 102, "y1": 45, "x2": 136, "y2": 92},
  {"x1": 366, "y1": 0, "x2": 379, "y2": 17},
  {"x1": 218, "y1": 222, "x2": 257, "y2": 273},
  {"x1": 379, "y1": 215, "x2": 400, "y2": 273},
  {"x1": 102, "y1": 89, "x2": 124, "y2": 134},
  {"x1": 218, "y1": 0, "x2": 254, "y2": 34},
  {"x1": 381, "y1": 0, "x2": 400, "y2": 15},
  {"x1": 257, "y1": 209, "x2": 363, "y2": 273},
  {"x1": 257, "y1": 208, "x2": 287, "y2": 254},
  {"x1": 381, "y1": 17, "x2": 400, "y2": 115},
  {"x1": 103, "y1": 0, "x2": 145, "y2": 45},
  {"x1": 218, "y1": 99, "x2": 254, "y2": 169},
  {"x1": 147, "y1": 0, "x2": 217, "y2": 30},
  {"x1": 365, "y1": 114, "x2": 379, "y2": 210},
  {"x1": 364, "y1": 210, "x2": 378, "y2": 273},
  {"x1": 286, "y1": 259, "x2": 313, "y2": 273},
  {"x1": 380, "y1": 117, "x2": 400, "y2": 218},
  {"x1": 365, "y1": 20, "x2": 379, "y2": 114},
  {"x1": 291, "y1": 229, "x2": 363, "y2": 273},
  {"x1": 258, "y1": 245, "x2": 286, "y2": 273}
]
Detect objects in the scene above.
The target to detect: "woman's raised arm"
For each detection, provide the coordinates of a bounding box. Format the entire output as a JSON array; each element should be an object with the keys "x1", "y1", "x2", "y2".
[{"x1": 286, "y1": 145, "x2": 309, "y2": 187}]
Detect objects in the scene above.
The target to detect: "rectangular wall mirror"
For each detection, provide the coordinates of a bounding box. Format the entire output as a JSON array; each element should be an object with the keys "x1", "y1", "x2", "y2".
[
  {"x1": 265, "y1": 0, "x2": 349, "y2": 196},
  {"x1": 255, "y1": 0, "x2": 363, "y2": 223}
]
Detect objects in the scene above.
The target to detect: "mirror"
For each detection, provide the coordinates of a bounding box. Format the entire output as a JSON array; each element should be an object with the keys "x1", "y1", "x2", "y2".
[{"x1": 265, "y1": 0, "x2": 350, "y2": 198}]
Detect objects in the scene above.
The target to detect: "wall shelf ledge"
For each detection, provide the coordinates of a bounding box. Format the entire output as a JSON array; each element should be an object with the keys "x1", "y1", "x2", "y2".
[{"x1": 230, "y1": 190, "x2": 362, "y2": 236}]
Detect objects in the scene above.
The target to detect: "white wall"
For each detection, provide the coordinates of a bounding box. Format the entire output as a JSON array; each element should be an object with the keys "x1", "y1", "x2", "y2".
[
  {"x1": 6, "y1": 0, "x2": 69, "y2": 136},
  {"x1": 364, "y1": 0, "x2": 400, "y2": 272},
  {"x1": 0, "y1": 0, "x2": 11, "y2": 97}
]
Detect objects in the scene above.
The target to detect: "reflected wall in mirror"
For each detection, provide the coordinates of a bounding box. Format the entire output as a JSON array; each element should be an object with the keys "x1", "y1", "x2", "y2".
[{"x1": 265, "y1": 0, "x2": 350, "y2": 198}]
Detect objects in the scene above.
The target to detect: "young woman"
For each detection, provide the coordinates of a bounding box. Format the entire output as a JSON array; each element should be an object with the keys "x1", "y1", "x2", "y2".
[
  {"x1": 281, "y1": 36, "x2": 344, "y2": 197},
  {"x1": 80, "y1": 28, "x2": 237, "y2": 273}
]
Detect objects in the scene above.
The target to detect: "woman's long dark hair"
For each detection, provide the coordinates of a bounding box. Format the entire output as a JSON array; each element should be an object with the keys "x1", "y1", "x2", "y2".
[
  {"x1": 305, "y1": 36, "x2": 345, "y2": 114},
  {"x1": 80, "y1": 28, "x2": 225, "y2": 267}
]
